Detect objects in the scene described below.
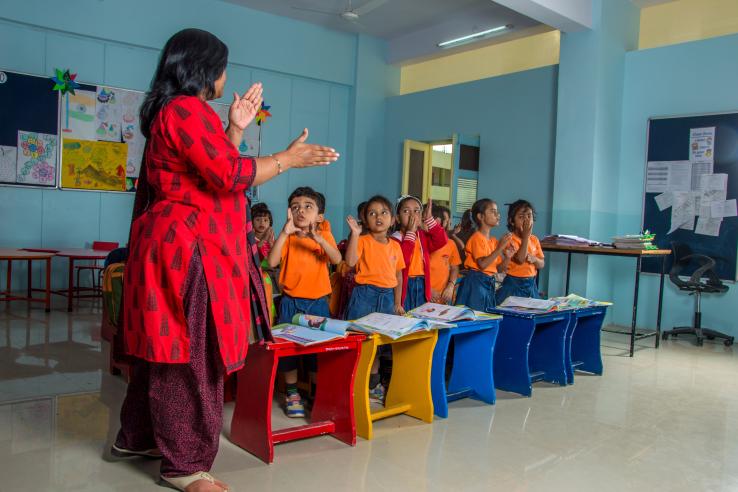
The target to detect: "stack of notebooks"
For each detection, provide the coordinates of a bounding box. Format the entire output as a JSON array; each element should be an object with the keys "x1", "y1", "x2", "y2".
[
  {"x1": 612, "y1": 233, "x2": 656, "y2": 250},
  {"x1": 497, "y1": 294, "x2": 612, "y2": 313},
  {"x1": 541, "y1": 234, "x2": 603, "y2": 247}
]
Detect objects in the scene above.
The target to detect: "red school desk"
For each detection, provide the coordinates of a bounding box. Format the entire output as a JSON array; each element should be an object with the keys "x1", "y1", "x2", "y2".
[
  {"x1": 54, "y1": 249, "x2": 111, "y2": 312},
  {"x1": 230, "y1": 334, "x2": 365, "y2": 464}
]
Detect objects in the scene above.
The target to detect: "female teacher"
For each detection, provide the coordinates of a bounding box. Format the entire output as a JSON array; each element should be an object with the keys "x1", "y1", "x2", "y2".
[{"x1": 110, "y1": 28, "x2": 339, "y2": 492}]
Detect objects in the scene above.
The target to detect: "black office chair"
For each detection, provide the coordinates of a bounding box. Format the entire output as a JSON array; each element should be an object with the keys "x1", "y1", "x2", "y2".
[{"x1": 662, "y1": 242, "x2": 734, "y2": 347}]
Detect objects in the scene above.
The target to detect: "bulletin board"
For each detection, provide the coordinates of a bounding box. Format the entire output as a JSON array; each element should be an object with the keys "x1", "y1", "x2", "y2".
[
  {"x1": 642, "y1": 112, "x2": 738, "y2": 281},
  {"x1": 0, "y1": 69, "x2": 60, "y2": 187}
]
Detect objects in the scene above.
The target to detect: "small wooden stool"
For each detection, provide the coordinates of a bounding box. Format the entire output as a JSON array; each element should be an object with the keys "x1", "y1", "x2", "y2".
[
  {"x1": 354, "y1": 331, "x2": 437, "y2": 440},
  {"x1": 490, "y1": 309, "x2": 572, "y2": 397},
  {"x1": 566, "y1": 306, "x2": 608, "y2": 384},
  {"x1": 230, "y1": 334, "x2": 364, "y2": 463},
  {"x1": 431, "y1": 317, "x2": 501, "y2": 418}
]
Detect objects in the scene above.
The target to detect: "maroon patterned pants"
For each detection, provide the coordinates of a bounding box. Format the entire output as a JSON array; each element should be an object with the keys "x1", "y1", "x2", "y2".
[{"x1": 115, "y1": 251, "x2": 224, "y2": 477}]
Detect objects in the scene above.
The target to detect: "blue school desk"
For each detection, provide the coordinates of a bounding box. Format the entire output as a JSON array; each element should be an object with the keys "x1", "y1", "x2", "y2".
[
  {"x1": 490, "y1": 308, "x2": 572, "y2": 397},
  {"x1": 564, "y1": 305, "x2": 609, "y2": 384},
  {"x1": 430, "y1": 316, "x2": 501, "y2": 418}
]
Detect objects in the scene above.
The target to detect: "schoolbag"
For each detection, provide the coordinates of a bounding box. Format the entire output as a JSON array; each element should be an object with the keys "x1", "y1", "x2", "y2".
[{"x1": 102, "y1": 263, "x2": 125, "y2": 327}]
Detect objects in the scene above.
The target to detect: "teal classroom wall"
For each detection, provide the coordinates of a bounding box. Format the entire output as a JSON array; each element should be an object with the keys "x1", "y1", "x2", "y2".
[
  {"x1": 0, "y1": 0, "x2": 398, "y2": 289},
  {"x1": 383, "y1": 65, "x2": 559, "y2": 251},
  {"x1": 611, "y1": 33, "x2": 738, "y2": 337}
]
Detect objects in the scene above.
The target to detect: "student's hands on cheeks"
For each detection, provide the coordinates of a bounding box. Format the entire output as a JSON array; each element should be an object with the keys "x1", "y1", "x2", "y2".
[
  {"x1": 346, "y1": 215, "x2": 362, "y2": 235},
  {"x1": 283, "y1": 209, "x2": 299, "y2": 235},
  {"x1": 394, "y1": 304, "x2": 406, "y2": 315}
]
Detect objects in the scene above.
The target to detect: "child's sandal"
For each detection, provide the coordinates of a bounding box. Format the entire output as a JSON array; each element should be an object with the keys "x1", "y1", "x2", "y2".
[{"x1": 158, "y1": 471, "x2": 228, "y2": 491}]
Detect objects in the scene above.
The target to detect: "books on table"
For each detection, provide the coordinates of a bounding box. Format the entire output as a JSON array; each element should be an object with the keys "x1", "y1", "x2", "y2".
[
  {"x1": 271, "y1": 314, "x2": 352, "y2": 346},
  {"x1": 271, "y1": 312, "x2": 453, "y2": 345},
  {"x1": 497, "y1": 294, "x2": 613, "y2": 314},
  {"x1": 351, "y1": 312, "x2": 452, "y2": 340},
  {"x1": 408, "y1": 302, "x2": 496, "y2": 322},
  {"x1": 612, "y1": 233, "x2": 656, "y2": 250}
]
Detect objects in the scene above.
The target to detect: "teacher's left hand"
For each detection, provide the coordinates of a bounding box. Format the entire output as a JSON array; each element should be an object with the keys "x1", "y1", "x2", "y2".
[{"x1": 229, "y1": 82, "x2": 263, "y2": 131}]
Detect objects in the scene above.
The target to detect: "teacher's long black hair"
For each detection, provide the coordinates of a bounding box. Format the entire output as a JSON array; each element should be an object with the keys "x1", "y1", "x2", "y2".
[
  {"x1": 131, "y1": 28, "x2": 228, "y2": 234},
  {"x1": 139, "y1": 28, "x2": 228, "y2": 138}
]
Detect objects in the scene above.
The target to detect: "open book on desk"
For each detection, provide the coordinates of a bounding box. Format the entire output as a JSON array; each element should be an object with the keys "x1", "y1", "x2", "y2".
[
  {"x1": 498, "y1": 294, "x2": 612, "y2": 314},
  {"x1": 271, "y1": 314, "x2": 354, "y2": 346},
  {"x1": 351, "y1": 312, "x2": 452, "y2": 340},
  {"x1": 408, "y1": 302, "x2": 494, "y2": 322}
]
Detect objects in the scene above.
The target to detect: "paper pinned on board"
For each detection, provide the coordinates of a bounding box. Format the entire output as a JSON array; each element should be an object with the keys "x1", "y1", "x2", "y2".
[
  {"x1": 654, "y1": 192, "x2": 673, "y2": 211},
  {"x1": 690, "y1": 127, "x2": 715, "y2": 164},
  {"x1": 646, "y1": 161, "x2": 692, "y2": 193},
  {"x1": 695, "y1": 217, "x2": 722, "y2": 237},
  {"x1": 668, "y1": 191, "x2": 695, "y2": 234},
  {"x1": 0, "y1": 145, "x2": 17, "y2": 183},
  {"x1": 710, "y1": 199, "x2": 738, "y2": 218}
]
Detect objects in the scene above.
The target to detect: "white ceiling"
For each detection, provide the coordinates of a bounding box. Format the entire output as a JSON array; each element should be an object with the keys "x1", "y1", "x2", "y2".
[{"x1": 223, "y1": 0, "x2": 542, "y2": 64}]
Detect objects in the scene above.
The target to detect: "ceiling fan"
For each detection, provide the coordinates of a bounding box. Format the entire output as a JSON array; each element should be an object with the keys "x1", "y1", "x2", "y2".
[{"x1": 291, "y1": 0, "x2": 388, "y2": 23}]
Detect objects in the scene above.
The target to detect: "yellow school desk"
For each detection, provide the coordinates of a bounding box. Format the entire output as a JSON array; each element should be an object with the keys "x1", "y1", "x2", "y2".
[
  {"x1": 354, "y1": 330, "x2": 437, "y2": 440},
  {"x1": 542, "y1": 244, "x2": 671, "y2": 357}
]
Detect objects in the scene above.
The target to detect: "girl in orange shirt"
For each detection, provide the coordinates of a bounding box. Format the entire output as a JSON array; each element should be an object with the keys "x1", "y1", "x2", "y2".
[
  {"x1": 456, "y1": 198, "x2": 511, "y2": 312},
  {"x1": 497, "y1": 199, "x2": 545, "y2": 303}
]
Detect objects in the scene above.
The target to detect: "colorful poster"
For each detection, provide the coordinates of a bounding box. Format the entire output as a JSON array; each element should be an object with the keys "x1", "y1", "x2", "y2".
[
  {"x1": 95, "y1": 86, "x2": 123, "y2": 142},
  {"x1": 61, "y1": 90, "x2": 97, "y2": 140},
  {"x1": 690, "y1": 127, "x2": 715, "y2": 164},
  {"x1": 61, "y1": 139, "x2": 127, "y2": 191},
  {"x1": 120, "y1": 89, "x2": 145, "y2": 177},
  {"x1": 0, "y1": 145, "x2": 17, "y2": 183},
  {"x1": 16, "y1": 131, "x2": 57, "y2": 186}
]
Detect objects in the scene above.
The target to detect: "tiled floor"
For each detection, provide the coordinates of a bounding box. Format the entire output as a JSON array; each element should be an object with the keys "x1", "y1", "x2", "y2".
[{"x1": 1, "y1": 298, "x2": 737, "y2": 491}]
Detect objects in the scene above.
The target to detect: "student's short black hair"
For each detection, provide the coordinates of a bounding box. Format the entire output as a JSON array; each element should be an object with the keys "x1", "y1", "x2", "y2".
[
  {"x1": 362, "y1": 195, "x2": 393, "y2": 223},
  {"x1": 471, "y1": 198, "x2": 495, "y2": 228},
  {"x1": 506, "y1": 199, "x2": 537, "y2": 232},
  {"x1": 288, "y1": 186, "x2": 323, "y2": 211},
  {"x1": 316, "y1": 191, "x2": 326, "y2": 214},
  {"x1": 357, "y1": 201, "x2": 367, "y2": 219},
  {"x1": 251, "y1": 202, "x2": 272, "y2": 226}
]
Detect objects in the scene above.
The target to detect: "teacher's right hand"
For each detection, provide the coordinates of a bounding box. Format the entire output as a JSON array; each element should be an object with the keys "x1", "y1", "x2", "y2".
[{"x1": 280, "y1": 128, "x2": 339, "y2": 168}]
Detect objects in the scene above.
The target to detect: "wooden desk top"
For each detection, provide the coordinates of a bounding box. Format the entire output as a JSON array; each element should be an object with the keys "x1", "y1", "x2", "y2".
[
  {"x1": 0, "y1": 249, "x2": 56, "y2": 260},
  {"x1": 541, "y1": 243, "x2": 672, "y2": 256},
  {"x1": 55, "y1": 248, "x2": 111, "y2": 259}
]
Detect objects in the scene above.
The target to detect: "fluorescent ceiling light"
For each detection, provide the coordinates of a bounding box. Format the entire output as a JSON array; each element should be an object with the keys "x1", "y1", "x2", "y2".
[{"x1": 437, "y1": 24, "x2": 513, "y2": 48}]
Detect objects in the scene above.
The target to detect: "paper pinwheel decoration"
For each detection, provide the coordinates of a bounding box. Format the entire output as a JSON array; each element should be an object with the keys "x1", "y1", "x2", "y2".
[
  {"x1": 256, "y1": 101, "x2": 272, "y2": 126},
  {"x1": 51, "y1": 69, "x2": 80, "y2": 95}
]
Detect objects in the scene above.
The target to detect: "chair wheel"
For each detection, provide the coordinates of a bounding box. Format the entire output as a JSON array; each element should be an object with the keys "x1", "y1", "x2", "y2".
[
  {"x1": 696, "y1": 338, "x2": 704, "y2": 346},
  {"x1": 725, "y1": 338, "x2": 734, "y2": 347}
]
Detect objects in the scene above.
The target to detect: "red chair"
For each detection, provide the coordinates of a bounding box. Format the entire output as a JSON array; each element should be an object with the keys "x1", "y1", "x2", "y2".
[{"x1": 76, "y1": 241, "x2": 119, "y2": 298}]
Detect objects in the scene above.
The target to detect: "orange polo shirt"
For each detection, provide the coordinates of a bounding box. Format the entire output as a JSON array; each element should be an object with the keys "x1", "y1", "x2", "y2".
[
  {"x1": 354, "y1": 235, "x2": 406, "y2": 288},
  {"x1": 279, "y1": 230, "x2": 337, "y2": 298},
  {"x1": 429, "y1": 239, "x2": 462, "y2": 293},
  {"x1": 506, "y1": 234, "x2": 544, "y2": 278},
  {"x1": 463, "y1": 231, "x2": 501, "y2": 275}
]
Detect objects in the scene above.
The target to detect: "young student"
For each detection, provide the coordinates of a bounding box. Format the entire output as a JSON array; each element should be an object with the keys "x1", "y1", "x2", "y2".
[
  {"x1": 429, "y1": 204, "x2": 462, "y2": 304},
  {"x1": 315, "y1": 191, "x2": 332, "y2": 234},
  {"x1": 251, "y1": 202, "x2": 278, "y2": 324},
  {"x1": 392, "y1": 195, "x2": 448, "y2": 312},
  {"x1": 450, "y1": 208, "x2": 475, "y2": 262},
  {"x1": 251, "y1": 202, "x2": 274, "y2": 260},
  {"x1": 267, "y1": 187, "x2": 342, "y2": 417},
  {"x1": 456, "y1": 199, "x2": 511, "y2": 312},
  {"x1": 344, "y1": 195, "x2": 405, "y2": 403},
  {"x1": 496, "y1": 199, "x2": 545, "y2": 304}
]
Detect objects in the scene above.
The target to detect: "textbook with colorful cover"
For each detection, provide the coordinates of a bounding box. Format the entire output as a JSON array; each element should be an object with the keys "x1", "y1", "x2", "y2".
[
  {"x1": 270, "y1": 314, "x2": 352, "y2": 346},
  {"x1": 408, "y1": 302, "x2": 495, "y2": 322},
  {"x1": 351, "y1": 312, "x2": 452, "y2": 340},
  {"x1": 497, "y1": 294, "x2": 612, "y2": 313}
]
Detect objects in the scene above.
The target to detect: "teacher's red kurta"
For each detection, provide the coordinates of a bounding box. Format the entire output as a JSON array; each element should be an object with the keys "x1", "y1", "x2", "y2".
[{"x1": 124, "y1": 95, "x2": 268, "y2": 373}]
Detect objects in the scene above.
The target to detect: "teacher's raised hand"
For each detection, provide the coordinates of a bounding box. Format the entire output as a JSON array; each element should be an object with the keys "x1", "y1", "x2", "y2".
[
  {"x1": 228, "y1": 82, "x2": 263, "y2": 131},
  {"x1": 279, "y1": 128, "x2": 340, "y2": 168}
]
